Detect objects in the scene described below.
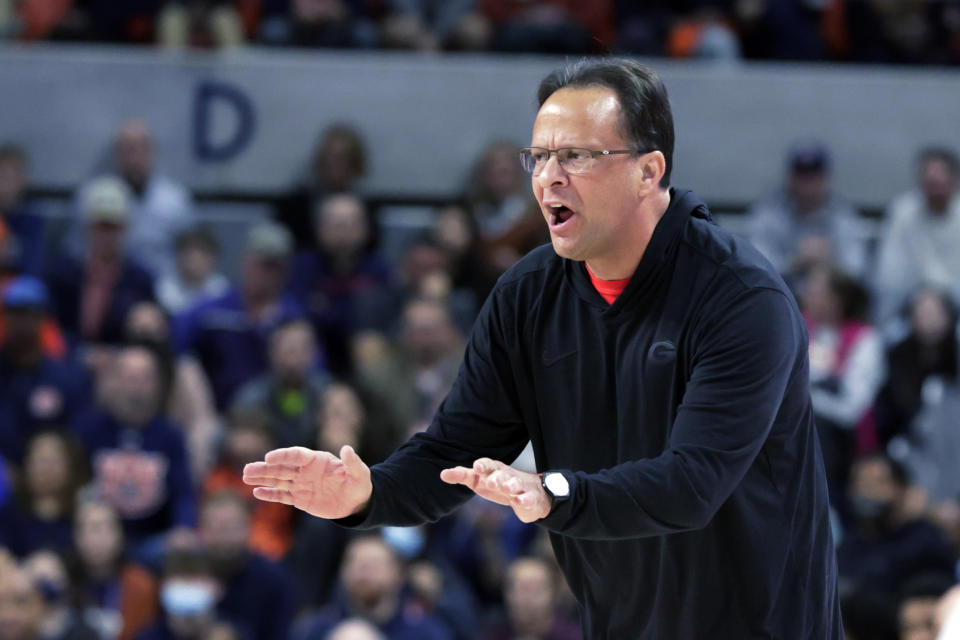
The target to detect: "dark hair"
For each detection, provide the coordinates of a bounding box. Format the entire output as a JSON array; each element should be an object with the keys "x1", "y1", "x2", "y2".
[
  {"x1": 537, "y1": 59, "x2": 675, "y2": 188},
  {"x1": 826, "y1": 267, "x2": 871, "y2": 322},
  {"x1": 918, "y1": 147, "x2": 959, "y2": 176},
  {"x1": 174, "y1": 225, "x2": 219, "y2": 255},
  {"x1": 855, "y1": 453, "x2": 910, "y2": 488},
  {"x1": 315, "y1": 124, "x2": 367, "y2": 179},
  {"x1": 0, "y1": 143, "x2": 27, "y2": 166}
]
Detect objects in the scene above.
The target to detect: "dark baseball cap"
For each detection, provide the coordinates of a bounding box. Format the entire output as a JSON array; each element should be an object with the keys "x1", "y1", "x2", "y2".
[{"x1": 788, "y1": 141, "x2": 830, "y2": 174}]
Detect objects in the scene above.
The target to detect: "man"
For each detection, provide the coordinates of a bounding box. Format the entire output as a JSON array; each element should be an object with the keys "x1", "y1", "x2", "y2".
[
  {"x1": 291, "y1": 533, "x2": 452, "y2": 640},
  {"x1": 0, "y1": 277, "x2": 89, "y2": 463},
  {"x1": 73, "y1": 345, "x2": 195, "y2": 550},
  {"x1": 480, "y1": 556, "x2": 580, "y2": 640},
  {"x1": 874, "y1": 147, "x2": 960, "y2": 322},
  {"x1": 175, "y1": 221, "x2": 305, "y2": 409},
  {"x1": 197, "y1": 491, "x2": 293, "y2": 640},
  {"x1": 46, "y1": 176, "x2": 156, "y2": 346},
  {"x1": 72, "y1": 120, "x2": 194, "y2": 277},
  {"x1": 746, "y1": 140, "x2": 869, "y2": 280},
  {"x1": 231, "y1": 318, "x2": 330, "y2": 449},
  {"x1": 0, "y1": 144, "x2": 46, "y2": 276},
  {"x1": 245, "y1": 59, "x2": 841, "y2": 638},
  {"x1": 287, "y1": 192, "x2": 393, "y2": 376}
]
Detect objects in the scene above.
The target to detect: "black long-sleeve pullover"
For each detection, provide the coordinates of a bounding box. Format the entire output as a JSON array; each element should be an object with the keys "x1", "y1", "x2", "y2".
[{"x1": 340, "y1": 188, "x2": 843, "y2": 639}]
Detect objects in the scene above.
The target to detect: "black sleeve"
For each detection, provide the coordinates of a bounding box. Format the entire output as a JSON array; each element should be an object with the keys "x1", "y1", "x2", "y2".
[
  {"x1": 537, "y1": 287, "x2": 804, "y2": 539},
  {"x1": 337, "y1": 286, "x2": 530, "y2": 528}
]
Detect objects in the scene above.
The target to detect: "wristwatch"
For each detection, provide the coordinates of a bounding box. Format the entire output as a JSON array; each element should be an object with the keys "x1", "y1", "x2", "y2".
[{"x1": 540, "y1": 471, "x2": 570, "y2": 508}]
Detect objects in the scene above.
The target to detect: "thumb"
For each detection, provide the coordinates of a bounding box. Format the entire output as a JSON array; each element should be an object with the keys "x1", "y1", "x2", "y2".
[{"x1": 340, "y1": 445, "x2": 367, "y2": 476}]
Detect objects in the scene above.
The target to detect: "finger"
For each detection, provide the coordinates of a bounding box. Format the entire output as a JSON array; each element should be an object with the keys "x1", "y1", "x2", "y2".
[
  {"x1": 242, "y1": 463, "x2": 300, "y2": 484},
  {"x1": 473, "y1": 458, "x2": 505, "y2": 475},
  {"x1": 252, "y1": 487, "x2": 294, "y2": 505},
  {"x1": 440, "y1": 467, "x2": 478, "y2": 487},
  {"x1": 483, "y1": 469, "x2": 523, "y2": 495},
  {"x1": 264, "y1": 446, "x2": 318, "y2": 466},
  {"x1": 340, "y1": 445, "x2": 367, "y2": 476}
]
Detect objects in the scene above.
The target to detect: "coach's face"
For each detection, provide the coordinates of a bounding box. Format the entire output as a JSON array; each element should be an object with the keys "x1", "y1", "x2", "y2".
[{"x1": 531, "y1": 86, "x2": 648, "y2": 266}]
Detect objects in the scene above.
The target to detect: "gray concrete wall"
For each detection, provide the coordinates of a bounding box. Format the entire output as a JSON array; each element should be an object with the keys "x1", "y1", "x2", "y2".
[{"x1": 1, "y1": 44, "x2": 958, "y2": 209}]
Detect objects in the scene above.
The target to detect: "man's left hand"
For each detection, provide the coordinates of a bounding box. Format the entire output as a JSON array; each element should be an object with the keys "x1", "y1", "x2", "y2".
[{"x1": 440, "y1": 458, "x2": 552, "y2": 523}]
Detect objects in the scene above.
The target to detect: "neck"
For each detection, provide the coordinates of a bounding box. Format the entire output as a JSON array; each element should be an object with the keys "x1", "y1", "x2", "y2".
[
  {"x1": 352, "y1": 592, "x2": 399, "y2": 623},
  {"x1": 585, "y1": 188, "x2": 670, "y2": 280},
  {"x1": 33, "y1": 495, "x2": 64, "y2": 519}
]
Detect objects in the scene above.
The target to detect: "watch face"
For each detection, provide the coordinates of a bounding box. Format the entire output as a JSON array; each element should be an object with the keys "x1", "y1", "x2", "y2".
[{"x1": 545, "y1": 472, "x2": 570, "y2": 498}]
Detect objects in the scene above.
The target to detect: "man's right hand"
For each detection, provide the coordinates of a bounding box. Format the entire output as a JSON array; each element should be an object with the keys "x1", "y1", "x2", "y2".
[{"x1": 242, "y1": 445, "x2": 372, "y2": 520}]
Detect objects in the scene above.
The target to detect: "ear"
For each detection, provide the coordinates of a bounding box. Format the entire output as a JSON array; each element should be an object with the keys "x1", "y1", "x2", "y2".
[{"x1": 635, "y1": 151, "x2": 666, "y2": 196}]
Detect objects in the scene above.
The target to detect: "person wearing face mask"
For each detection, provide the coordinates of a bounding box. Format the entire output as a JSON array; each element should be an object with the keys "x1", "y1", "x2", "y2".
[
  {"x1": 136, "y1": 549, "x2": 238, "y2": 640},
  {"x1": 73, "y1": 344, "x2": 196, "y2": 558},
  {"x1": 837, "y1": 454, "x2": 956, "y2": 600}
]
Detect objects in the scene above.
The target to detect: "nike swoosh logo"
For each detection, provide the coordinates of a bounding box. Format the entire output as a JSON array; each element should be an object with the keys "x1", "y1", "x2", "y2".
[{"x1": 542, "y1": 348, "x2": 578, "y2": 367}]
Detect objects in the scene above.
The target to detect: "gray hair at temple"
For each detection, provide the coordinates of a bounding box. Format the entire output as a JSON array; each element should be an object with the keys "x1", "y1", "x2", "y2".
[{"x1": 537, "y1": 58, "x2": 675, "y2": 188}]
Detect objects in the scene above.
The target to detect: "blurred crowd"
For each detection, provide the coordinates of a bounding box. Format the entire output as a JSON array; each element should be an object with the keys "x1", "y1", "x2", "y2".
[
  {"x1": 1, "y1": 102, "x2": 960, "y2": 638},
  {"x1": 1, "y1": 0, "x2": 960, "y2": 64}
]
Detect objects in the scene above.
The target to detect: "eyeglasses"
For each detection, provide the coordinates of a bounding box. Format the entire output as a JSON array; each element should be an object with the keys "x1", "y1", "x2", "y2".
[{"x1": 518, "y1": 146, "x2": 644, "y2": 176}]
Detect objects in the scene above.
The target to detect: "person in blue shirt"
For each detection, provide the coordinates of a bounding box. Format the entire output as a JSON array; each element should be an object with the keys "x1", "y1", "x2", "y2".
[
  {"x1": 292, "y1": 533, "x2": 453, "y2": 640},
  {"x1": 0, "y1": 144, "x2": 47, "y2": 277},
  {"x1": 73, "y1": 344, "x2": 195, "y2": 553},
  {"x1": 175, "y1": 221, "x2": 306, "y2": 410},
  {"x1": 287, "y1": 193, "x2": 393, "y2": 376},
  {"x1": 0, "y1": 276, "x2": 90, "y2": 464},
  {"x1": 198, "y1": 491, "x2": 294, "y2": 640}
]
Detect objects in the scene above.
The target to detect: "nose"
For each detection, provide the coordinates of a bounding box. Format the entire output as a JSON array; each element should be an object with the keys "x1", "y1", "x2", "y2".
[{"x1": 535, "y1": 152, "x2": 569, "y2": 190}]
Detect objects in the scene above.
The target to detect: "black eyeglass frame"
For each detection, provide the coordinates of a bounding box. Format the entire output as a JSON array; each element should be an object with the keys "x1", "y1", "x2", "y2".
[{"x1": 518, "y1": 146, "x2": 649, "y2": 175}]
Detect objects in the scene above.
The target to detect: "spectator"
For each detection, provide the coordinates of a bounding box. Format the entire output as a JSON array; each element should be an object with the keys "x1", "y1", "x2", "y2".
[
  {"x1": 21, "y1": 549, "x2": 99, "y2": 640},
  {"x1": 155, "y1": 227, "x2": 230, "y2": 316},
  {"x1": 175, "y1": 221, "x2": 304, "y2": 410},
  {"x1": 0, "y1": 250, "x2": 69, "y2": 360},
  {"x1": 431, "y1": 204, "x2": 499, "y2": 311},
  {"x1": 125, "y1": 301, "x2": 221, "y2": 480},
  {"x1": 288, "y1": 193, "x2": 393, "y2": 376},
  {"x1": 73, "y1": 119, "x2": 194, "y2": 277},
  {"x1": 291, "y1": 533, "x2": 453, "y2": 640},
  {"x1": 287, "y1": 383, "x2": 389, "y2": 612},
  {"x1": 198, "y1": 491, "x2": 294, "y2": 640},
  {"x1": 379, "y1": 0, "x2": 481, "y2": 51},
  {"x1": 258, "y1": 0, "x2": 376, "y2": 49},
  {"x1": 326, "y1": 619, "x2": 386, "y2": 640},
  {"x1": 875, "y1": 147, "x2": 960, "y2": 322},
  {"x1": 837, "y1": 455, "x2": 956, "y2": 599},
  {"x1": 480, "y1": 0, "x2": 614, "y2": 53},
  {"x1": 0, "y1": 558, "x2": 45, "y2": 640},
  {"x1": 0, "y1": 431, "x2": 88, "y2": 556},
  {"x1": 463, "y1": 141, "x2": 546, "y2": 273},
  {"x1": 231, "y1": 319, "x2": 329, "y2": 449},
  {"x1": 897, "y1": 572, "x2": 955, "y2": 640},
  {"x1": 0, "y1": 277, "x2": 89, "y2": 463},
  {"x1": 0, "y1": 144, "x2": 46, "y2": 276},
  {"x1": 355, "y1": 297, "x2": 463, "y2": 438},
  {"x1": 274, "y1": 124, "x2": 368, "y2": 249},
  {"x1": 479, "y1": 556, "x2": 580, "y2": 640},
  {"x1": 202, "y1": 408, "x2": 295, "y2": 562},
  {"x1": 875, "y1": 287, "x2": 958, "y2": 442},
  {"x1": 73, "y1": 345, "x2": 195, "y2": 553},
  {"x1": 71, "y1": 498, "x2": 159, "y2": 640},
  {"x1": 746, "y1": 140, "x2": 870, "y2": 281},
  {"x1": 136, "y1": 548, "x2": 232, "y2": 640},
  {"x1": 47, "y1": 176, "x2": 156, "y2": 347},
  {"x1": 157, "y1": 1, "x2": 246, "y2": 49},
  {"x1": 801, "y1": 265, "x2": 885, "y2": 498}
]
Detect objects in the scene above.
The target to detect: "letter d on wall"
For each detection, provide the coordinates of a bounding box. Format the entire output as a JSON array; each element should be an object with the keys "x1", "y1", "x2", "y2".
[{"x1": 193, "y1": 80, "x2": 256, "y2": 162}]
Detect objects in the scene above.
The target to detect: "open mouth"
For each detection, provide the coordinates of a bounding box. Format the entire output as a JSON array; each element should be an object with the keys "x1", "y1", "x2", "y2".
[{"x1": 548, "y1": 204, "x2": 575, "y2": 227}]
